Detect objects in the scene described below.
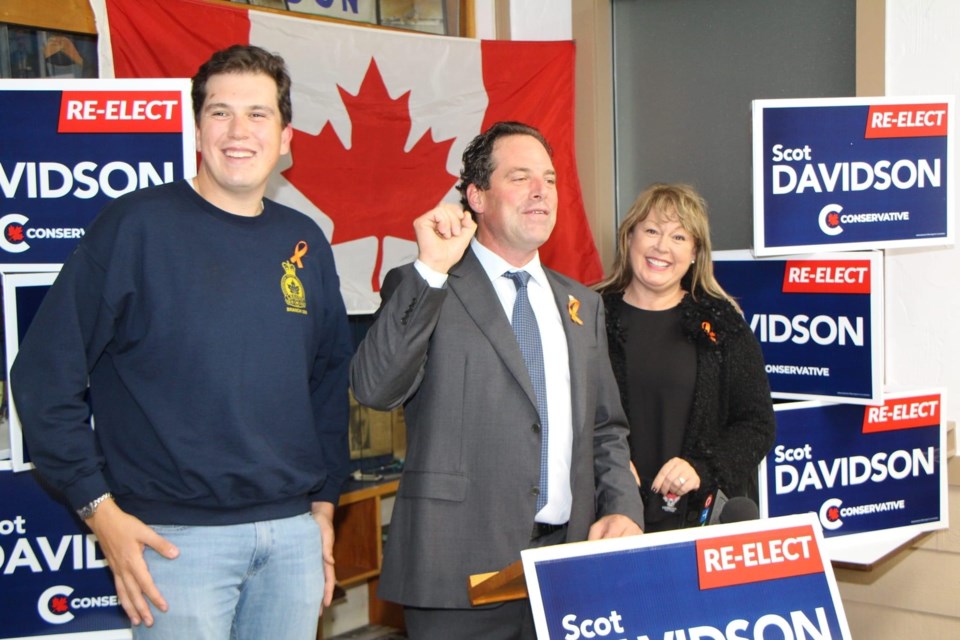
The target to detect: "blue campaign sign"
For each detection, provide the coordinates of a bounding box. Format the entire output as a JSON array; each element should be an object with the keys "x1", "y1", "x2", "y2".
[
  {"x1": 0, "y1": 470, "x2": 130, "y2": 639},
  {"x1": 752, "y1": 96, "x2": 954, "y2": 256},
  {"x1": 761, "y1": 391, "x2": 947, "y2": 552},
  {"x1": 0, "y1": 79, "x2": 195, "y2": 270},
  {"x1": 714, "y1": 250, "x2": 883, "y2": 404},
  {"x1": 522, "y1": 513, "x2": 850, "y2": 640},
  {"x1": 3, "y1": 272, "x2": 59, "y2": 471}
]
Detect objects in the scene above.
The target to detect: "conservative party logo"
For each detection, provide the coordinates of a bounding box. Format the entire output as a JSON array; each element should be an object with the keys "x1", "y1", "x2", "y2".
[
  {"x1": 37, "y1": 584, "x2": 120, "y2": 625},
  {"x1": 1, "y1": 213, "x2": 31, "y2": 253},
  {"x1": 819, "y1": 498, "x2": 844, "y2": 531},
  {"x1": 38, "y1": 585, "x2": 75, "y2": 624},
  {"x1": 0, "y1": 213, "x2": 85, "y2": 254},
  {"x1": 818, "y1": 204, "x2": 843, "y2": 236},
  {"x1": 818, "y1": 496, "x2": 909, "y2": 531},
  {"x1": 817, "y1": 203, "x2": 912, "y2": 237}
]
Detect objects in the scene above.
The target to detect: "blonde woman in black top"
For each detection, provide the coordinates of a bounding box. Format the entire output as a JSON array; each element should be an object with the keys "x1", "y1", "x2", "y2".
[{"x1": 597, "y1": 183, "x2": 776, "y2": 531}]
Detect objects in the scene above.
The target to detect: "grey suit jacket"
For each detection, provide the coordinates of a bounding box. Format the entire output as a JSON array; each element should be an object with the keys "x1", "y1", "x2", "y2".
[{"x1": 350, "y1": 249, "x2": 644, "y2": 608}]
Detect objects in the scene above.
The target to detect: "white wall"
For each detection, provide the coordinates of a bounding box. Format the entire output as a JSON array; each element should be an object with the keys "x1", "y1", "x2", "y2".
[
  {"x1": 509, "y1": 0, "x2": 571, "y2": 40},
  {"x1": 470, "y1": 0, "x2": 571, "y2": 40},
  {"x1": 884, "y1": 0, "x2": 959, "y2": 442},
  {"x1": 472, "y1": 0, "x2": 496, "y2": 39}
]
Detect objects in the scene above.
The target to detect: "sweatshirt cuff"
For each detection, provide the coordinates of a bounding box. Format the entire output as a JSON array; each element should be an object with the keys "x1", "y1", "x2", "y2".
[
  {"x1": 65, "y1": 474, "x2": 113, "y2": 513},
  {"x1": 309, "y1": 478, "x2": 345, "y2": 505}
]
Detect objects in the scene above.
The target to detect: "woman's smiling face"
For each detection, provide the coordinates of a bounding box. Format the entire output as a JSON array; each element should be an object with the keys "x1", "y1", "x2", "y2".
[{"x1": 627, "y1": 207, "x2": 696, "y2": 299}]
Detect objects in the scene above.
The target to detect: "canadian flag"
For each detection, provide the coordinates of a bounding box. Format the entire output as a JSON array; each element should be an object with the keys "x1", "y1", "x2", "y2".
[{"x1": 92, "y1": 0, "x2": 603, "y2": 313}]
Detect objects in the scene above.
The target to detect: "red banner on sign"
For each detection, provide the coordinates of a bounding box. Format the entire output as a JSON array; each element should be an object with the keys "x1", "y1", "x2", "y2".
[
  {"x1": 864, "y1": 103, "x2": 948, "y2": 139},
  {"x1": 862, "y1": 393, "x2": 941, "y2": 433},
  {"x1": 696, "y1": 525, "x2": 824, "y2": 590},
  {"x1": 781, "y1": 260, "x2": 872, "y2": 294},
  {"x1": 59, "y1": 91, "x2": 184, "y2": 133}
]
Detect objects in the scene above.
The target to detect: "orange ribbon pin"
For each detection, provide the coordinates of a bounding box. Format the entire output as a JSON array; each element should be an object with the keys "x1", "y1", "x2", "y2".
[
  {"x1": 701, "y1": 321, "x2": 717, "y2": 344},
  {"x1": 568, "y1": 295, "x2": 583, "y2": 325},
  {"x1": 289, "y1": 241, "x2": 309, "y2": 269}
]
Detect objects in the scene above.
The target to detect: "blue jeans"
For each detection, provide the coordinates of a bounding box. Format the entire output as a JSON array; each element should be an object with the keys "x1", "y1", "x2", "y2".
[{"x1": 136, "y1": 513, "x2": 324, "y2": 640}]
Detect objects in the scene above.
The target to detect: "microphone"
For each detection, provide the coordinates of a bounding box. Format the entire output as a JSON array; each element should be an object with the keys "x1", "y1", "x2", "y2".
[
  {"x1": 697, "y1": 489, "x2": 728, "y2": 526},
  {"x1": 718, "y1": 497, "x2": 760, "y2": 524}
]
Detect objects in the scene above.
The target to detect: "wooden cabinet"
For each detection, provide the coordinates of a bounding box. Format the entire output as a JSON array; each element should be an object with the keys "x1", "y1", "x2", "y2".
[
  {"x1": 333, "y1": 479, "x2": 397, "y2": 586},
  {"x1": 319, "y1": 479, "x2": 404, "y2": 639}
]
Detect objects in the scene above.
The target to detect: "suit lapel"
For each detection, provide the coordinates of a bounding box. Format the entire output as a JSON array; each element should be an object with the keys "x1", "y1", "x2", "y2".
[
  {"x1": 448, "y1": 250, "x2": 539, "y2": 409},
  {"x1": 545, "y1": 270, "x2": 588, "y2": 438}
]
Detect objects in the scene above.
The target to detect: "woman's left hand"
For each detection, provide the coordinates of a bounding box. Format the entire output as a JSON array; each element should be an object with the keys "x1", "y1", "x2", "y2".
[{"x1": 651, "y1": 457, "x2": 700, "y2": 496}]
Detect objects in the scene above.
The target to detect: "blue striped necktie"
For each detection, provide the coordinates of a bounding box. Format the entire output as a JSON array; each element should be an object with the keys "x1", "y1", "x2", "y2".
[{"x1": 505, "y1": 270, "x2": 549, "y2": 512}]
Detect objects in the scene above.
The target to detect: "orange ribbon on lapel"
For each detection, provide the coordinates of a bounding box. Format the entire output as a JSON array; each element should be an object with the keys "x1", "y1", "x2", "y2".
[{"x1": 568, "y1": 295, "x2": 584, "y2": 325}]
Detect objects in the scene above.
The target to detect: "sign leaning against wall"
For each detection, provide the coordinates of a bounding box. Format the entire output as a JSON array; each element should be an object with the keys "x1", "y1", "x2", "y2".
[{"x1": 752, "y1": 96, "x2": 954, "y2": 256}]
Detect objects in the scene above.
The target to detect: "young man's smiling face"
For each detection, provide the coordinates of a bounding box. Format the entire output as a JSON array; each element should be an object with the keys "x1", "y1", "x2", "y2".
[{"x1": 195, "y1": 71, "x2": 292, "y2": 214}]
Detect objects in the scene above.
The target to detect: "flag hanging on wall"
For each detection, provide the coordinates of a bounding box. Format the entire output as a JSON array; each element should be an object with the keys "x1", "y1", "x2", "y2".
[{"x1": 91, "y1": 0, "x2": 602, "y2": 313}]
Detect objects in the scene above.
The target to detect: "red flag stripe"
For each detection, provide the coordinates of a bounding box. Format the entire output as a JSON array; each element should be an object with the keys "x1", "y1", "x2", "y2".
[
  {"x1": 480, "y1": 40, "x2": 603, "y2": 284},
  {"x1": 108, "y1": 0, "x2": 249, "y2": 80}
]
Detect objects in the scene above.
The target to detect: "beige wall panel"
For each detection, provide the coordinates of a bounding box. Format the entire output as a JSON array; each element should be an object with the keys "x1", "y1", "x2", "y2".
[
  {"x1": 913, "y1": 485, "x2": 960, "y2": 553},
  {"x1": 842, "y1": 602, "x2": 960, "y2": 638},
  {"x1": 855, "y1": 0, "x2": 885, "y2": 96},
  {"x1": 947, "y1": 421, "x2": 956, "y2": 460},
  {"x1": 836, "y1": 548, "x2": 960, "y2": 618},
  {"x1": 571, "y1": 0, "x2": 615, "y2": 274}
]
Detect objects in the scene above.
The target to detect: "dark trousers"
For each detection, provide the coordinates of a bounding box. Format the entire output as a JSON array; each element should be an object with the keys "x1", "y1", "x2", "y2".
[
  {"x1": 404, "y1": 600, "x2": 537, "y2": 640},
  {"x1": 403, "y1": 525, "x2": 567, "y2": 640}
]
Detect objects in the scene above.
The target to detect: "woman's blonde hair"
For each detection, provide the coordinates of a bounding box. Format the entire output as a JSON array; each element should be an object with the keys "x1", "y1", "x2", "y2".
[{"x1": 596, "y1": 182, "x2": 740, "y2": 311}]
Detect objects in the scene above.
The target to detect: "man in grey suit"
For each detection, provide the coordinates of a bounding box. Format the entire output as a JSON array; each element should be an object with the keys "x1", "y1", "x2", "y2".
[{"x1": 351, "y1": 122, "x2": 644, "y2": 639}]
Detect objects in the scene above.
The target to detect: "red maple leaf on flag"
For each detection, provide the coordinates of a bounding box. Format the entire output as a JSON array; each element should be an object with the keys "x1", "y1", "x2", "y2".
[{"x1": 282, "y1": 59, "x2": 457, "y2": 291}]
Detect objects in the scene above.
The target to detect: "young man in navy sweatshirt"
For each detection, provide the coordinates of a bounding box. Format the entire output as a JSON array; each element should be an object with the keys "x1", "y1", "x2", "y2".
[{"x1": 11, "y1": 44, "x2": 351, "y2": 640}]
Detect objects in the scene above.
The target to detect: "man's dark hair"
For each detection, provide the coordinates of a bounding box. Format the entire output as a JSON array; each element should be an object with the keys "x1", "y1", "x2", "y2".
[
  {"x1": 457, "y1": 121, "x2": 553, "y2": 215},
  {"x1": 191, "y1": 44, "x2": 293, "y2": 128}
]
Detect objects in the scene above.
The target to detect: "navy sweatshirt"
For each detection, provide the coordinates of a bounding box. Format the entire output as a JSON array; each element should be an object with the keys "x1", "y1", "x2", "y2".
[{"x1": 11, "y1": 180, "x2": 352, "y2": 525}]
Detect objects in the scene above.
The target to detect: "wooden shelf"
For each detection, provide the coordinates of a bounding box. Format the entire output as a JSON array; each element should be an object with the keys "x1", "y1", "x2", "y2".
[
  {"x1": 333, "y1": 482, "x2": 390, "y2": 586},
  {"x1": 338, "y1": 479, "x2": 400, "y2": 506},
  {"x1": 320, "y1": 479, "x2": 402, "y2": 639}
]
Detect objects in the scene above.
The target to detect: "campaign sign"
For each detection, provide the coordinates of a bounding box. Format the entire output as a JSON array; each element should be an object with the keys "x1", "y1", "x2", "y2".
[
  {"x1": 0, "y1": 470, "x2": 130, "y2": 639},
  {"x1": 752, "y1": 96, "x2": 954, "y2": 256},
  {"x1": 714, "y1": 250, "x2": 882, "y2": 404},
  {"x1": 0, "y1": 79, "x2": 195, "y2": 270},
  {"x1": 3, "y1": 272, "x2": 60, "y2": 471},
  {"x1": 761, "y1": 390, "x2": 947, "y2": 559},
  {"x1": 523, "y1": 513, "x2": 850, "y2": 640}
]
